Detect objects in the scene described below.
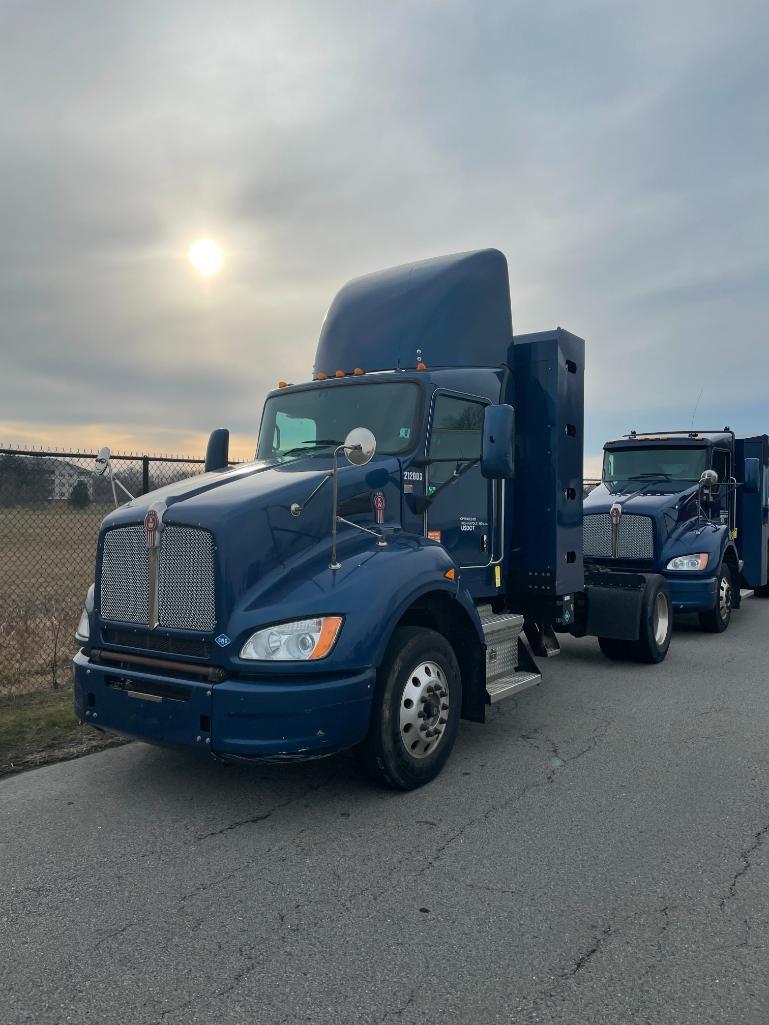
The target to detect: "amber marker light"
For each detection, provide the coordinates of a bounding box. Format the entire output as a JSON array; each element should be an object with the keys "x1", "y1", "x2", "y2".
[
  {"x1": 278, "y1": 381, "x2": 287, "y2": 389},
  {"x1": 316, "y1": 372, "x2": 328, "y2": 380},
  {"x1": 309, "y1": 616, "x2": 344, "y2": 660},
  {"x1": 335, "y1": 369, "x2": 345, "y2": 378},
  {"x1": 353, "y1": 367, "x2": 364, "y2": 375},
  {"x1": 416, "y1": 362, "x2": 427, "y2": 371}
]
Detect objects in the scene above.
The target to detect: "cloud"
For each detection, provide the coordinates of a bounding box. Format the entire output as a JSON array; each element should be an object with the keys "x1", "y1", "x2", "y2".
[{"x1": 0, "y1": 0, "x2": 767, "y2": 463}]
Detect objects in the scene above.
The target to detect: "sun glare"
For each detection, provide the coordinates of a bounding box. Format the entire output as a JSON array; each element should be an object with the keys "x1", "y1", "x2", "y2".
[{"x1": 188, "y1": 238, "x2": 224, "y2": 276}]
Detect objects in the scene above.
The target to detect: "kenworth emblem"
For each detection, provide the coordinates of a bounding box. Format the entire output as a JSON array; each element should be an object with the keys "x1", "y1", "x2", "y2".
[
  {"x1": 144, "y1": 501, "x2": 166, "y2": 627},
  {"x1": 144, "y1": 509, "x2": 161, "y2": 549},
  {"x1": 609, "y1": 502, "x2": 622, "y2": 559},
  {"x1": 372, "y1": 490, "x2": 386, "y2": 525}
]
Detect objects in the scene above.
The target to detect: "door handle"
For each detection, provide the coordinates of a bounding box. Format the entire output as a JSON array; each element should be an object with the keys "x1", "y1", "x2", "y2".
[{"x1": 480, "y1": 533, "x2": 488, "y2": 553}]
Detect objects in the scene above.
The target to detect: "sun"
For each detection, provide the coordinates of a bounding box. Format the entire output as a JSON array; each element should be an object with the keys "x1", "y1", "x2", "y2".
[{"x1": 188, "y1": 238, "x2": 224, "y2": 276}]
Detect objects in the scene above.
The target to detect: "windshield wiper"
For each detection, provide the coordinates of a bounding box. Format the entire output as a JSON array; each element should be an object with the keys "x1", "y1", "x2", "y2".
[
  {"x1": 627, "y1": 473, "x2": 672, "y2": 480},
  {"x1": 281, "y1": 439, "x2": 342, "y2": 457}
]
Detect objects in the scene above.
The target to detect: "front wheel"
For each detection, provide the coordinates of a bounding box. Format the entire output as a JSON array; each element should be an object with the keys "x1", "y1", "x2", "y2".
[
  {"x1": 698, "y1": 563, "x2": 732, "y2": 633},
  {"x1": 630, "y1": 576, "x2": 672, "y2": 663},
  {"x1": 355, "y1": 626, "x2": 461, "y2": 790},
  {"x1": 597, "y1": 637, "x2": 631, "y2": 660}
]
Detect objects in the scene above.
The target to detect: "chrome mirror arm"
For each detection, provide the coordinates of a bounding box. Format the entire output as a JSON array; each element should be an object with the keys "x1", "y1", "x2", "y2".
[{"x1": 290, "y1": 473, "x2": 331, "y2": 517}]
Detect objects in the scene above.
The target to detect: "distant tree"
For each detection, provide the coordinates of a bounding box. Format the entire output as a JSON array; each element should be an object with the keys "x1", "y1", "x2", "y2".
[
  {"x1": 0, "y1": 453, "x2": 35, "y2": 507},
  {"x1": 69, "y1": 480, "x2": 91, "y2": 509}
]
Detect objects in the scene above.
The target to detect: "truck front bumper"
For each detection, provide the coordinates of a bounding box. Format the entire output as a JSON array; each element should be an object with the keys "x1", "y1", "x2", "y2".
[
  {"x1": 73, "y1": 651, "x2": 375, "y2": 760},
  {"x1": 665, "y1": 574, "x2": 718, "y2": 612}
]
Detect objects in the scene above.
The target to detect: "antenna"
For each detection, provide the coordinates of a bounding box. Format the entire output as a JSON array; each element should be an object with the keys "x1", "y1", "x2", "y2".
[{"x1": 690, "y1": 386, "x2": 704, "y2": 428}]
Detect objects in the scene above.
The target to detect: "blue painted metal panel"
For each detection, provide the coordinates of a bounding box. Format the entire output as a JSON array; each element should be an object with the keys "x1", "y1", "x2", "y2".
[
  {"x1": 508, "y1": 328, "x2": 585, "y2": 600},
  {"x1": 736, "y1": 435, "x2": 769, "y2": 587}
]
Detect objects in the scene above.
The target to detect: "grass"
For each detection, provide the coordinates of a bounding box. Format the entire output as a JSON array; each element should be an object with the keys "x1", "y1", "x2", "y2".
[
  {"x1": 0, "y1": 686, "x2": 128, "y2": 777},
  {"x1": 0, "y1": 503, "x2": 109, "y2": 695}
]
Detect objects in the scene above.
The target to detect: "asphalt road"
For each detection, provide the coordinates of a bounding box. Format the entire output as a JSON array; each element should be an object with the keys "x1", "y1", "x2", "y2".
[{"x1": 3, "y1": 598, "x2": 769, "y2": 1025}]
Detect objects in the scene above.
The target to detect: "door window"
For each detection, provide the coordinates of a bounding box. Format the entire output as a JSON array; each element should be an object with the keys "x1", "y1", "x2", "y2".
[
  {"x1": 712, "y1": 449, "x2": 730, "y2": 483},
  {"x1": 429, "y1": 395, "x2": 484, "y2": 489}
]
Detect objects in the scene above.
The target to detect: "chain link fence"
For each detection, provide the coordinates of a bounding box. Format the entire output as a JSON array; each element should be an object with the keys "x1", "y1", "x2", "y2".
[
  {"x1": 0, "y1": 446, "x2": 207, "y2": 698},
  {"x1": 0, "y1": 445, "x2": 603, "y2": 699}
]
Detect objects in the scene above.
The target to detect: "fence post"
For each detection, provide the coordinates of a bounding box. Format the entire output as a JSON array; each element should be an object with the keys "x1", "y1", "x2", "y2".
[{"x1": 142, "y1": 455, "x2": 150, "y2": 496}]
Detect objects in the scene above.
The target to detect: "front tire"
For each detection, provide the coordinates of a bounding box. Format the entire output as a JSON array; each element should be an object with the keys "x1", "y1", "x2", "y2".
[
  {"x1": 630, "y1": 576, "x2": 672, "y2": 663},
  {"x1": 597, "y1": 637, "x2": 631, "y2": 660},
  {"x1": 355, "y1": 626, "x2": 461, "y2": 790},
  {"x1": 698, "y1": 563, "x2": 732, "y2": 633}
]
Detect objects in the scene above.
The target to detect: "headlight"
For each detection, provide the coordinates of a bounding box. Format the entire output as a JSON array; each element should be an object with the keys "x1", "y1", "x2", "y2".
[
  {"x1": 240, "y1": 616, "x2": 343, "y2": 661},
  {"x1": 666, "y1": 553, "x2": 709, "y2": 571},
  {"x1": 75, "y1": 607, "x2": 90, "y2": 643}
]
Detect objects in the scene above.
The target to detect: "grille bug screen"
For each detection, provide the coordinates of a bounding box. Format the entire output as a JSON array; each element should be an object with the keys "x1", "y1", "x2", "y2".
[{"x1": 100, "y1": 525, "x2": 215, "y2": 631}]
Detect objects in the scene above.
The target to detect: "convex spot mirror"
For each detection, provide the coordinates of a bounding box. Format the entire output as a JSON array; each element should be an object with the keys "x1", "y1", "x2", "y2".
[
  {"x1": 699, "y1": 469, "x2": 718, "y2": 489},
  {"x1": 481, "y1": 404, "x2": 515, "y2": 479},
  {"x1": 94, "y1": 447, "x2": 111, "y2": 476},
  {"x1": 343, "y1": 427, "x2": 376, "y2": 466}
]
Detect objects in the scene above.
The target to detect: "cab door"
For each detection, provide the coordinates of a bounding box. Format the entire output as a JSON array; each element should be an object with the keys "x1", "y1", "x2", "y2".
[
  {"x1": 425, "y1": 392, "x2": 494, "y2": 573},
  {"x1": 712, "y1": 448, "x2": 733, "y2": 529}
]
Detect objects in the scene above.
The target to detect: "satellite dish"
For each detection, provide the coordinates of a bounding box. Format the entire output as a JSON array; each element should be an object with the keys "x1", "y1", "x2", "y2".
[
  {"x1": 343, "y1": 428, "x2": 376, "y2": 467},
  {"x1": 94, "y1": 447, "x2": 111, "y2": 477}
]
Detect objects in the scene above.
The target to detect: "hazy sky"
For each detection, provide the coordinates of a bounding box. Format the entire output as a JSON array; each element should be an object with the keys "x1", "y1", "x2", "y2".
[{"x1": 1, "y1": 0, "x2": 767, "y2": 472}]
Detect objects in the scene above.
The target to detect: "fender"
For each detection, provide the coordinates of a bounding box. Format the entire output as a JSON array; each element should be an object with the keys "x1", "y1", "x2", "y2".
[
  {"x1": 661, "y1": 520, "x2": 733, "y2": 575},
  {"x1": 226, "y1": 533, "x2": 483, "y2": 676}
]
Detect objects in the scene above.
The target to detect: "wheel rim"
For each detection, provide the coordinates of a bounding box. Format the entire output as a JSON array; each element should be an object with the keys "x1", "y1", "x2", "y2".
[
  {"x1": 653, "y1": 591, "x2": 670, "y2": 646},
  {"x1": 398, "y1": 660, "x2": 450, "y2": 759},
  {"x1": 719, "y1": 573, "x2": 732, "y2": 622}
]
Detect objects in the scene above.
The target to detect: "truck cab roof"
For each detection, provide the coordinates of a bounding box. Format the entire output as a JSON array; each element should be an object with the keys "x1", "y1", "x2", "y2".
[{"x1": 605, "y1": 430, "x2": 734, "y2": 451}]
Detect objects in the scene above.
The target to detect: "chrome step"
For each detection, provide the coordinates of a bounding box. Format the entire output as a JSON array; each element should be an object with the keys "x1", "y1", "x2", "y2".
[
  {"x1": 487, "y1": 672, "x2": 541, "y2": 703},
  {"x1": 478, "y1": 604, "x2": 542, "y2": 704}
]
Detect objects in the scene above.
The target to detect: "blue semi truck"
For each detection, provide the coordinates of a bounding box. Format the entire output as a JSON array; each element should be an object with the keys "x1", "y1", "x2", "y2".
[
  {"x1": 583, "y1": 429, "x2": 769, "y2": 650},
  {"x1": 74, "y1": 249, "x2": 723, "y2": 788}
]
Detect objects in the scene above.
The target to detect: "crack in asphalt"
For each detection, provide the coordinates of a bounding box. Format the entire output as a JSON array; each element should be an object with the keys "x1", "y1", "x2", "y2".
[
  {"x1": 568, "y1": 924, "x2": 613, "y2": 975},
  {"x1": 194, "y1": 769, "x2": 338, "y2": 840},
  {"x1": 720, "y1": 821, "x2": 769, "y2": 909},
  {"x1": 380, "y1": 987, "x2": 417, "y2": 1023},
  {"x1": 519, "y1": 902, "x2": 674, "y2": 1017}
]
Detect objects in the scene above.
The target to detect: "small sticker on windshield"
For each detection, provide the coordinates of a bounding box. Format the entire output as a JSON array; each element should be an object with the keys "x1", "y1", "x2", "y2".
[{"x1": 399, "y1": 427, "x2": 411, "y2": 439}]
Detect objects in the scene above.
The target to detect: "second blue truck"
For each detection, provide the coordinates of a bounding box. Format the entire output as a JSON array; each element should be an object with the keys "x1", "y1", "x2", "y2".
[{"x1": 584, "y1": 429, "x2": 769, "y2": 649}]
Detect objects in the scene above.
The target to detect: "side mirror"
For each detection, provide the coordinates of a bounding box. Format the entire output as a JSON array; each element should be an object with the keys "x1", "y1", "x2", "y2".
[
  {"x1": 342, "y1": 427, "x2": 376, "y2": 466},
  {"x1": 205, "y1": 428, "x2": 230, "y2": 472},
  {"x1": 481, "y1": 404, "x2": 515, "y2": 479},
  {"x1": 744, "y1": 457, "x2": 760, "y2": 495}
]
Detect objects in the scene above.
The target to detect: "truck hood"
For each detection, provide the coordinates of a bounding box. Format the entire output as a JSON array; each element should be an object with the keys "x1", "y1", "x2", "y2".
[
  {"x1": 585, "y1": 479, "x2": 700, "y2": 515},
  {"x1": 584, "y1": 480, "x2": 701, "y2": 549},
  {"x1": 99, "y1": 454, "x2": 403, "y2": 621}
]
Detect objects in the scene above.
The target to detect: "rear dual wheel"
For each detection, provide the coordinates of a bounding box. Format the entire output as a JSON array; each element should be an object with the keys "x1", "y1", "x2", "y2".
[{"x1": 355, "y1": 626, "x2": 461, "y2": 790}]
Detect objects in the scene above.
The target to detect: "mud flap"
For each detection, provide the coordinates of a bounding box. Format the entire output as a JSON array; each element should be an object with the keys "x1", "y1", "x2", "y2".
[{"x1": 583, "y1": 568, "x2": 646, "y2": 641}]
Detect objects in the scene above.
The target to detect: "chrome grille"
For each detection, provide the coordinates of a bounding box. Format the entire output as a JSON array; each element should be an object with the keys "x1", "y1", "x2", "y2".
[
  {"x1": 100, "y1": 524, "x2": 216, "y2": 631},
  {"x1": 101, "y1": 525, "x2": 149, "y2": 624},
  {"x1": 158, "y1": 527, "x2": 215, "y2": 630},
  {"x1": 583, "y1": 513, "x2": 654, "y2": 560}
]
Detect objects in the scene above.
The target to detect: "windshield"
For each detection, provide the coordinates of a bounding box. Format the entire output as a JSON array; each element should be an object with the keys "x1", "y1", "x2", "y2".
[
  {"x1": 257, "y1": 381, "x2": 420, "y2": 460},
  {"x1": 603, "y1": 446, "x2": 708, "y2": 482}
]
